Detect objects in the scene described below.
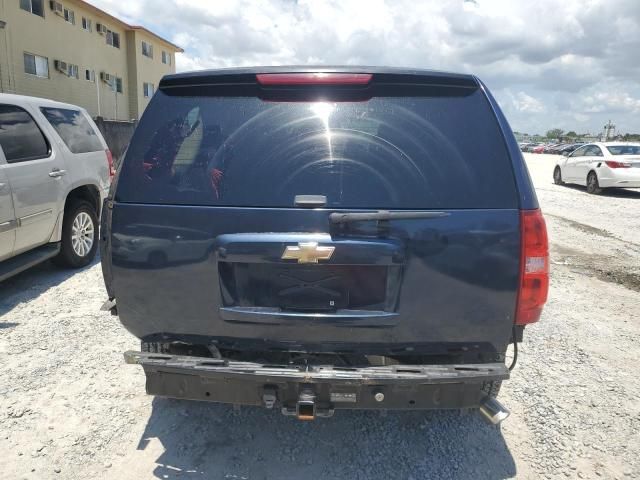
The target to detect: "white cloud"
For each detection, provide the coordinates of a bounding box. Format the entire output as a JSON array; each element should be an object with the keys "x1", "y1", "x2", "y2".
[
  {"x1": 580, "y1": 91, "x2": 640, "y2": 114},
  {"x1": 88, "y1": 0, "x2": 640, "y2": 133},
  {"x1": 510, "y1": 91, "x2": 545, "y2": 113}
]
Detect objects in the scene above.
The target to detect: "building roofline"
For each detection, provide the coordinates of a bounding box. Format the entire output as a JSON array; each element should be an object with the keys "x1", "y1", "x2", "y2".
[
  {"x1": 128, "y1": 26, "x2": 184, "y2": 52},
  {"x1": 78, "y1": 0, "x2": 184, "y2": 53}
]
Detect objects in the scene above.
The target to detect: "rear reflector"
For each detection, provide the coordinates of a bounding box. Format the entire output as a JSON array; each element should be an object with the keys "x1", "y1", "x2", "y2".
[
  {"x1": 605, "y1": 160, "x2": 632, "y2": 168},
  {"x1": 106, "y1": 149, "x2": 115, "y2": 180},
  {"x1": 515, "y1": 209, "x2": 549, "y2": 325},
  {"x1": 256, "y1": 73, "x2": 373, "y2": 86}
]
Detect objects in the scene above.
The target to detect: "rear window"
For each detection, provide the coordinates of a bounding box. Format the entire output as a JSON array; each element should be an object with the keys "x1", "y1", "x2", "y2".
[
  {"x1": 40, "y1": 107, "x2": 103, "y2": 154},
  {"x1": 606, "y1": 145, "x2": 640, "y2": 155},
  {"x1": 116, "y1": 89, "x2": 518, "y2": 209}
]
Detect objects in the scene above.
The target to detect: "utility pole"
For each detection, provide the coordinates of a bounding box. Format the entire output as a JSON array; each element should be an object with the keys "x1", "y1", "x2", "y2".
[
  {"x1": 0, "y1": 20, "x2": 7, "y2": 93},
  {"x1": 95, "y1": 70, "x2": 101, "y2": 117},
  {"x1": 603, "y1": 120, "x2": 615, "y2": 141}
]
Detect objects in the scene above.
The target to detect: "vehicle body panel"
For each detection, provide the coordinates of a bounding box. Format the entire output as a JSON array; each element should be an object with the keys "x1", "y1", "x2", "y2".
[
  {"x1": 110, "y1": 203, "x2": 521, "y2": 356},
  {"x1": 563, "y1": 145, "x2": 593, "y2": 182},
  {"x1": 0, "y1": 154, "x2": 16, "y2": 260},
  {"x1": 0, "y1": 100, "x2": 67, "y2": 255},
  {"x1": 572, "y1": 145, "x2": 603, "y2": 182},
  {"x1": 475, "y1": 78, "x2": 538, "y2": 210},
  {"x1": 596, "y1": 165, "x2": 640, "y2": 188}
]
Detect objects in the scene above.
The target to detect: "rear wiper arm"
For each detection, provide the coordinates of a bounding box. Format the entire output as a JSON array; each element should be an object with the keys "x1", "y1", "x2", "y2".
[{"x1": 329, "y1": 210, "x2": 450, "y2": 224}]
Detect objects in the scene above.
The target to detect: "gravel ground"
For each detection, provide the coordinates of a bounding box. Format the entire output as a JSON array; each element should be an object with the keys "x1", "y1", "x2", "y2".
[{"x1": 1, "y1": 153, "x2": 639, "y2": 480}]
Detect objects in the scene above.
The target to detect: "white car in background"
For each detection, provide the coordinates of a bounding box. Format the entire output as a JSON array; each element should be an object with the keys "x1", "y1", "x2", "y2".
[{"x1": 553, "y1": 142, "x2": 640, "y2": 194}]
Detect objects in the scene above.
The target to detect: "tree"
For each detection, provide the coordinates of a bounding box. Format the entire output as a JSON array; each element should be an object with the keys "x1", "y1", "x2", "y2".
[
  {"x1": 546, "y1": 128, "x2": 564, "y2": 139},
  {"x1": 565, "y1": 131, "x2": 577, "y2": 137}
]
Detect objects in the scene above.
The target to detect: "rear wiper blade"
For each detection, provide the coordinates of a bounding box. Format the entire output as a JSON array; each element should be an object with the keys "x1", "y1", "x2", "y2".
[{"x1": 329, "y1": 210, "x2": 450, "y2": 224}]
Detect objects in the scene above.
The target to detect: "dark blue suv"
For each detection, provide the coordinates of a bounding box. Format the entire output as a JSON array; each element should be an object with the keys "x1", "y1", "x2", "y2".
[{"x1": 101, "y1": 67, "x2": 549, "y2": 423}]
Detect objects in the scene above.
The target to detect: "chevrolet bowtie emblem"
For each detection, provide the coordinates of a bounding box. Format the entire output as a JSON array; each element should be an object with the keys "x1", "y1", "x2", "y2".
[{"x1": 281, "y1": 242, "x2": 335, "y2": 264}]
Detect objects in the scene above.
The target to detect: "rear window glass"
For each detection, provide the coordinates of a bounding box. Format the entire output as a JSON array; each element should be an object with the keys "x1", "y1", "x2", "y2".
[
  {"x1": 116, "y1": 89, "x2": 518, "y2": 209},
  {"x1": 40, "y1": 107, "x2": 103, "y2": 154},
  {"x1": 606, "y1": 145, "x2": 640, "y2": 155},
  {"x1": 0, "y1": 104, "x2": 50, "y2": 163}
]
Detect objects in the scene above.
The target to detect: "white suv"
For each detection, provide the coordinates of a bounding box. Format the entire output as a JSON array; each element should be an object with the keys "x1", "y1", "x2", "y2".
[{"x1": 0, "y1": 94, "x2": 112, "y2": 281}]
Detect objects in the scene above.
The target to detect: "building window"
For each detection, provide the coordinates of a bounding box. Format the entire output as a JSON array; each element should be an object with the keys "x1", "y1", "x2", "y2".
[
  {"x1": 82, "y1": 17, "x2": 91, "y2": 31},
  {"x1": 19, "y1": 0, "x2": 44, "y2": 17},
  {"x1": 114, "y1": 77, "x2": 123, "y2": 93},
  {"x1": 161, "y1": 51, "x2": 171, "y2": 65},
  {"x1": 63, "y1": 7, "x2": 75, "y2": 24},
  {"x1": 143, "y1": 82, "x2": 154, "y2": 98},
  {"x1": 24, "y1": 52, "x2": 49, "y2": 78},
  {"x1": 67, "y1": 64, "x2": 79, "y2": 79},
  {"x1": 142, "y1": 41, "x2": 153, "y2": 58},
  {"x1": 106, "y1": 30, "x2": 120, "y2": 48},
  {"x1": 85, "y1": 69, "x2": 95, "y2": 82}
]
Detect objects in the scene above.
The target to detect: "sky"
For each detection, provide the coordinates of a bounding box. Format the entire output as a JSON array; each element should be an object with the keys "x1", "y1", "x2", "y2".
[{"x1": 90, "y1": 0, "x2": 640, "y2": 135}]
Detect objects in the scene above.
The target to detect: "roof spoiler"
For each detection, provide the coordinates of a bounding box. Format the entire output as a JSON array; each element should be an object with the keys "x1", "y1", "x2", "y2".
[{"x1": 158, "y1": 66, "x2": 480, "y2": 91}]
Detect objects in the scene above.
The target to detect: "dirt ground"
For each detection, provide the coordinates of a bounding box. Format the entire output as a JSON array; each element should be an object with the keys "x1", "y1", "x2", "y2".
[{"x1": 1, "y1": 153, "x2": 639, "y2": 479}]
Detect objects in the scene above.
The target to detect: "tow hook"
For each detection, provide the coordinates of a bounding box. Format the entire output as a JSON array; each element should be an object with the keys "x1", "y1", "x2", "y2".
[{"x1": 479, "y1": 396, "x2": 510, "y2": 425}]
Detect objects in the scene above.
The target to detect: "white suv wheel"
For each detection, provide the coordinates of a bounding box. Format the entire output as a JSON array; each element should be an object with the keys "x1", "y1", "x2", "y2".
[{"x1": 71, "y1": 211, "x2": 95, "y2": 257}]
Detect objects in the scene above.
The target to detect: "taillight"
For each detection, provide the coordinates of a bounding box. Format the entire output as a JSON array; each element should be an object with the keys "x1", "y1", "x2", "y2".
[
  {"x1": 605, "y1": 160, "x2": 632, "y2": 168},
  {"x1": 515, "y1": 209, "x2": 549, "y2": 325},
  {"x1": 256, "y1": 73, "x2": 372, "y2": 85},
  {"x1": 105, "y1": 149, "x2": 115, "y2": 179}
]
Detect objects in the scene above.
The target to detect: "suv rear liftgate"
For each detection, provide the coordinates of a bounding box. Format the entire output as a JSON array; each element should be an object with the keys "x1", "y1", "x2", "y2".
[{"x1": 104, "y1": 68, "x2": 549, "y2": 423}]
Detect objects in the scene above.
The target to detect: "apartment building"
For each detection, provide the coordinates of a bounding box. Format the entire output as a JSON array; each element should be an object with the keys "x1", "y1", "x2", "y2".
[{"x1": 0, "y1": 0, "x2": 183, "y2": 120}]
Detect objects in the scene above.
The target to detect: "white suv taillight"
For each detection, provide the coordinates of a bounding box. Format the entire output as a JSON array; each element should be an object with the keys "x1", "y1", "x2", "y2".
[
  {"x1": 515, "y1": 209, "x2": 549, "y2": 325},
  {"x1": 106, "y1": 149, "x2": 115, "y2": 180}
]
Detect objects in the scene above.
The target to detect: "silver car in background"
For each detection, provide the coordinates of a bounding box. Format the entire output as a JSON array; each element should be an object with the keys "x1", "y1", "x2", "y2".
[{"x1": 0, "y1": 94, "x2": 113, "y2": 280}]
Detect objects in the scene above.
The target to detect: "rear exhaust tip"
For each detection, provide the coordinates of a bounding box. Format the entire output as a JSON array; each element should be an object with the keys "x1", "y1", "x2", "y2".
[{"x1": 479, "y1": 396, "x2": 510, "y2": 425}]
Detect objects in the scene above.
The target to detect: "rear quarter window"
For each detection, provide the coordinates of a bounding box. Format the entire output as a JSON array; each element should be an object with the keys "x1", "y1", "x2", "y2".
[
  {"x1": 40, "y1": 107, "x2": 103, "y2": 154},
  {"x1": 116, "y1": 89, "x2": 518, "y2": 209}
]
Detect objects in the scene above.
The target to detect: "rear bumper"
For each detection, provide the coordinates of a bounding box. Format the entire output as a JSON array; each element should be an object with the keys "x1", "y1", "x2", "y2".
[
  {"x1": 124, "y1": 351, "x2": 509, "y2": 413},
  {"x1": 597, "y1": 168, "x2": 640, "y2": 188},
  {"x1": 598, "y1": 180, "x2": 640, "y2": 188}
]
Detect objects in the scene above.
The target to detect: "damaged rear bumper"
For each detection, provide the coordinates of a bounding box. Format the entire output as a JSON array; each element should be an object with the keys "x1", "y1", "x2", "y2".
[{"x1": 124, "y1": 351, "x2": 509, "y2": 415}]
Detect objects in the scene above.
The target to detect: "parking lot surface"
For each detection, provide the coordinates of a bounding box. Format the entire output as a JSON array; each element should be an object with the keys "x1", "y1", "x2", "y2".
[{"x1": 1, "y1": 153, "x2": 639, "y2": 479}]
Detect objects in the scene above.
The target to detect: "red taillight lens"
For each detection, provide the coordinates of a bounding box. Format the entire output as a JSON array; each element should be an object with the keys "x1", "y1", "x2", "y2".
[
  {"x1": 515, "y1": 209, "x2": 549, "y2": 325},
  {"x1": 256, "y1": 73, "x2": 372, "y2": 86},
  {"x1": 105, "y1": 149, "x2": 115, "y2": 179},
  {"x1": 605, "y1": 160, "x2": 632, "y2": 168}
]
